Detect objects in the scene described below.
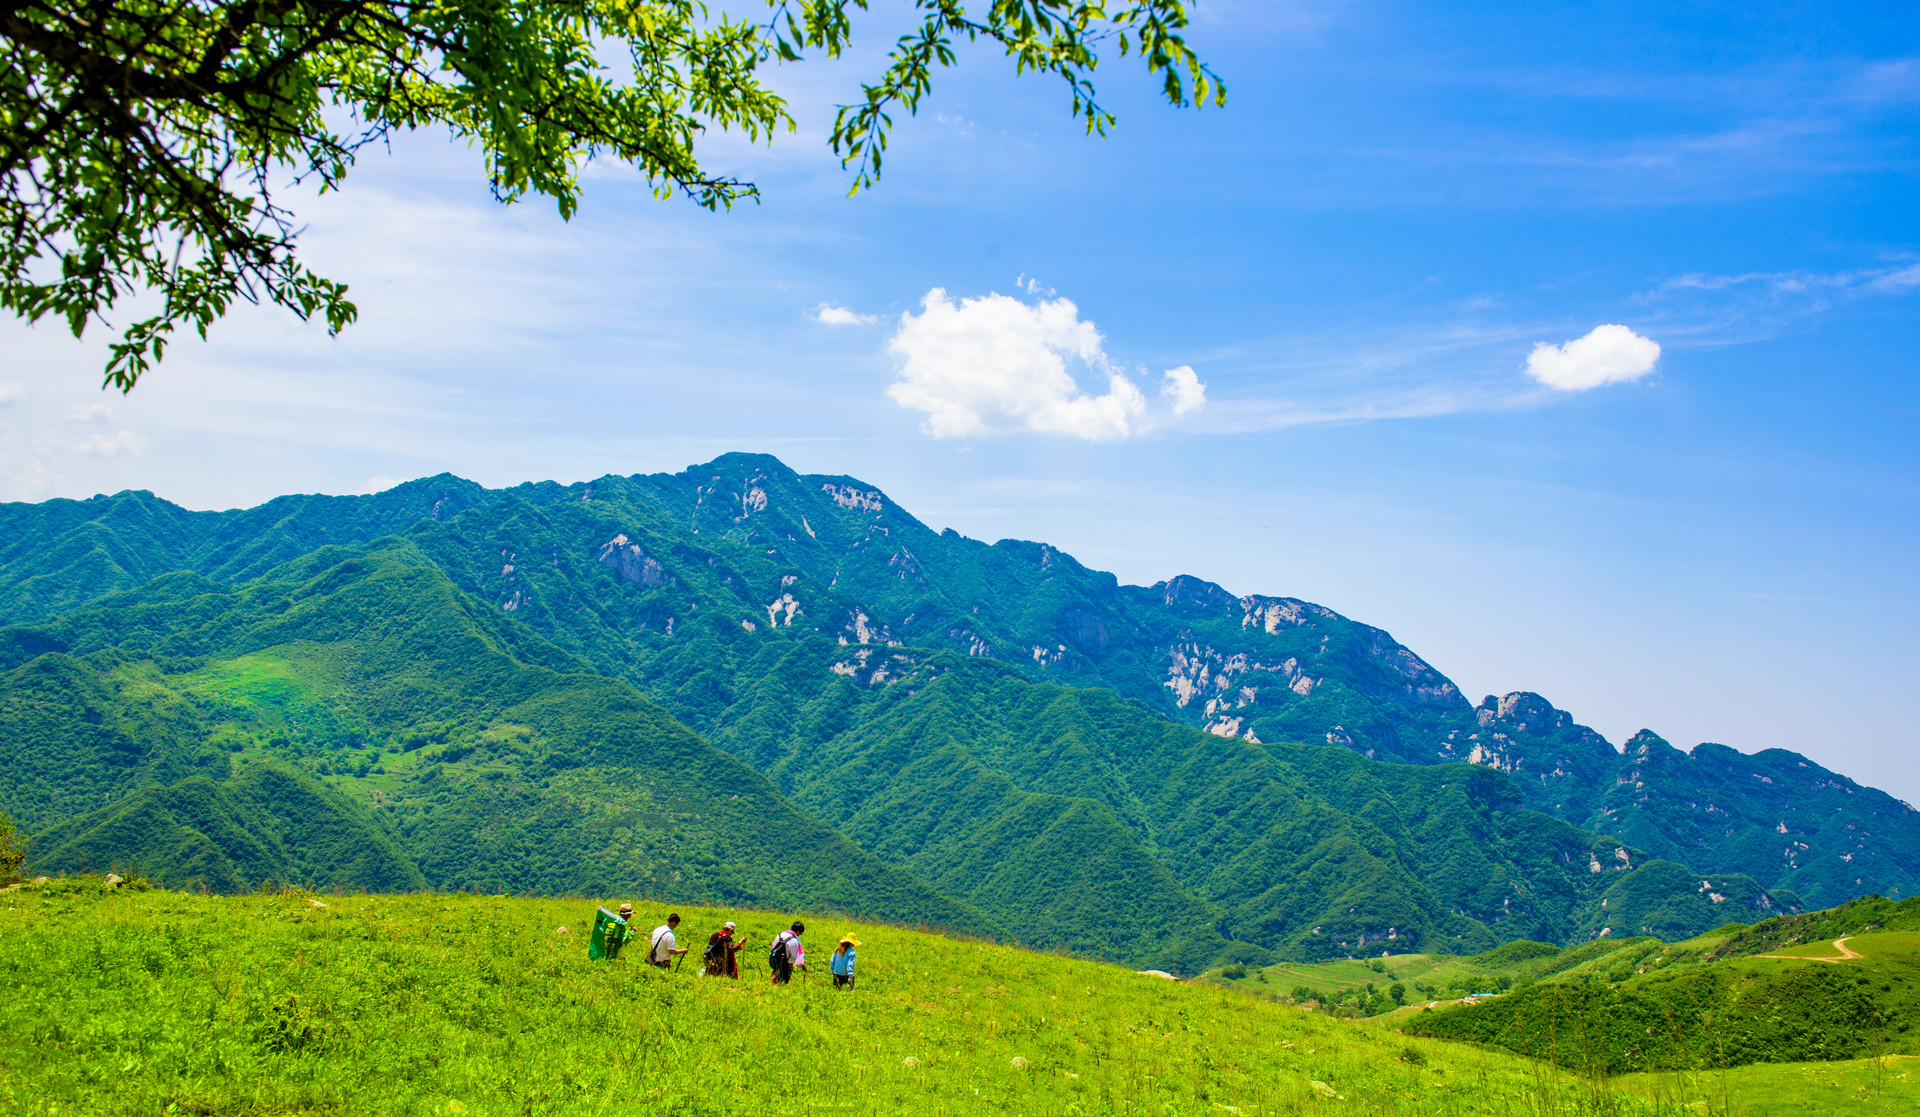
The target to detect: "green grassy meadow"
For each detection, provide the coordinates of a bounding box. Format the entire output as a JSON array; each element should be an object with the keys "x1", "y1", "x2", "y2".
[
  {"x1": 1615, "y1": 1055, "x2": 1920, "y2": 1116},
  {"x1": 0, "y1": 881, "x2": 1761, "y2": 1117}
]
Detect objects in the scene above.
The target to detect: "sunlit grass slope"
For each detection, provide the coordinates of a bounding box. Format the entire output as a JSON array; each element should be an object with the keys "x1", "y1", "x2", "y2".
[
  {"x1": 4, "y1": 882, "x2": 1706, "y2": 1117},
  {"x1": 1615, "y1": 1055, "x2": 1920, "y2": 1116}
]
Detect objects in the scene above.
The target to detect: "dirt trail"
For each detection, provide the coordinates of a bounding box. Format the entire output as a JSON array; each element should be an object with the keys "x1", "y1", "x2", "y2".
[{"x1": 1755, "y1": 935, "x2": 1862, "y2": 963}]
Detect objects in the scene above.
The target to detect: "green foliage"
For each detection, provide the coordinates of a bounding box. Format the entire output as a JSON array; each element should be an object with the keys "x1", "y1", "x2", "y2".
[
  {"x1": 0, "y1": 809, "x2": 23, "y2": 883},
  {"x1": 0, "y1": 886, "x2": 1723, "y2": 1116},
  {"x1": 1474, "y1": 939, "x2": 1565, "y2": 967},
  {"x1": 3, "y1": 2, "x2": 1215, "y2": 385},
  {"x1": 28, "y1": 761, "x2": 426, "y2": 894}
]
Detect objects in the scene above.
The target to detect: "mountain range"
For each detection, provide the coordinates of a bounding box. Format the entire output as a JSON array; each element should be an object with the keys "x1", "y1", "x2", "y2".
[{"x1": 3, "y1": 452, "x2": 1914, "y2": 970}]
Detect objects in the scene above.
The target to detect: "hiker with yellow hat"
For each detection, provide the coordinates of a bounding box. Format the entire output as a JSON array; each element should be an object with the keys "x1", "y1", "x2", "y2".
[{"x1": 829, "y1": 934, "x2": 859, "y2": 990}]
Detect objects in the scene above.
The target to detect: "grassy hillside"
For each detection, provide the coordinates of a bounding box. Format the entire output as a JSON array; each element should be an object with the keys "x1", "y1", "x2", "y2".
[
  {"x1": 1197, "y1": 935, "x2": 1693, "y2": 1020},
  {"x1": 1402, "y1": 898, "x2": 1920, "y2": 1072},
  {"x1": 0, "y1": 880, "x2": 1757, "y2": 1117},
  {"x1": 1616, "y1": 1056, "x2": 1920, "y2": 1116}
]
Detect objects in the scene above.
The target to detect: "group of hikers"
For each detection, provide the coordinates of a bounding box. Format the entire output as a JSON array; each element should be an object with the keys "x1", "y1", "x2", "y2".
[{"x1": 611, "y1": 903, "x2": 859, "y2": 989}]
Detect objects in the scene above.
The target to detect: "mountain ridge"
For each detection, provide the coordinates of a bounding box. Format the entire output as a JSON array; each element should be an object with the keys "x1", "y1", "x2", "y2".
[{"x1": 2, "y1": 451, "x2": 1912, "y2": 966}]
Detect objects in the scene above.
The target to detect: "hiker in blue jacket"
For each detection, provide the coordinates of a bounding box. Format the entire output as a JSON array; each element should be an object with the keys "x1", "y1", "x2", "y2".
[{"x1": 829, "y1": 935, "x2": 858, "y2": 989}]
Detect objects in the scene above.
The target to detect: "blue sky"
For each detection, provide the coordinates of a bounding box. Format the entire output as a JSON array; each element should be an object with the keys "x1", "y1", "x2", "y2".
[{"x1": 4, "y1": 0, "x2": 1918, "y2": 802}]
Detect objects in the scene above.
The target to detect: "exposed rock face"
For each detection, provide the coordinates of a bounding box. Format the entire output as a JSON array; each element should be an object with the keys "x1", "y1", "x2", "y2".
[
  {"x1": 596, "y1": 534, "x2": 673, "y2": 588},
  {"x1": 1060, "y1": 607, "x2": 1112, "y2": 656}
]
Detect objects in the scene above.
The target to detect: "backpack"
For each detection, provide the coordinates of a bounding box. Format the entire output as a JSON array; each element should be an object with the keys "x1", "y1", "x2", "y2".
[{"x1": 768, "y1": 931, "x2": 792, "y2": 971}]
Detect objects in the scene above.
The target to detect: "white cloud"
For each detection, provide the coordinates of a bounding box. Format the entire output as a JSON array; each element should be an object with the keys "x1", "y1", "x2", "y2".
[
  {"x1": 811, "y1": 302, "x2": 877, "y2": 327},
  {"x1": 1162, "y1": 366, "x2": 1206, "y2": 415},
  {"x1": 66, "y1": 402, "x2": 112, "y2": 423},
  {"x1": 0, "y1": 383, "x2": 21, "y2": 406},
  {"x1": 886, "y1": 288, "x2": 1157, "y2": 440},
  {"x1": 72, "y1": 430, "x2": 149, "y2": 457},
  {"x1": 1524, "y1": 324, "x2": 1661, "y2": 391},
  {"x1": 1868, "y1": 263, "x2": 1920, "y2": 292},
  {"x1": 360, "y1": 476, "x2": 403, "y2": 494}
]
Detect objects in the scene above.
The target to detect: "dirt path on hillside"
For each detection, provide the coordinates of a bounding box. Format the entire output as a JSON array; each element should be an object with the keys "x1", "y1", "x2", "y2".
[{"x1": 1755, "y1": 935, "x2": 1861, "y2": 963}]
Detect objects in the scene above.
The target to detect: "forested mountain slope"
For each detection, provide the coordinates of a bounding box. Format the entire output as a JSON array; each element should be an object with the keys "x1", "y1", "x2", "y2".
[
  {"x1": 1, "y1": 452, "x2": 1912, "y2": 959},
  {"x1": 0, "y1": 543, "x2": 987, "y2": 931},
  {"x1": 0, "y1": 545, "x2": 1795, "y2": 966}
]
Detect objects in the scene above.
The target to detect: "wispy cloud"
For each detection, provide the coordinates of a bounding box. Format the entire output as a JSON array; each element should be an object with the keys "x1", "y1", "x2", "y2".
[
  {"x1": 811, "y1": 302, "x2": 878, "y2": 326},
  {"x1": 1635, "y1": 257, "x2": 1920, "y2": 339},
  {"x1": 72, "y1": 430, "x2": 148, "y2": 458}
]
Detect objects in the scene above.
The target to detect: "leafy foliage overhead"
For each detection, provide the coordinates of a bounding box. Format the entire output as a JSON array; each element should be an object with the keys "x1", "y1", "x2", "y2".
[{"x1": 1, "y1": 0, "x2": 1221, "y2": 386}]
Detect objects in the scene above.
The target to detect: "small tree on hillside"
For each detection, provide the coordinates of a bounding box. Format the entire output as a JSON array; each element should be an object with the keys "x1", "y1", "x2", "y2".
[{"x1": 0, "y1": 811, "x2": 25, "y2": 884}]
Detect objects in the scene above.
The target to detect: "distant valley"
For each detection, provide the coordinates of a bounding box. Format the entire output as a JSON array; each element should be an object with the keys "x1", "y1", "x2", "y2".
[{"x1": 3, "y1": 452, "x2": 1914, "y2": 971}]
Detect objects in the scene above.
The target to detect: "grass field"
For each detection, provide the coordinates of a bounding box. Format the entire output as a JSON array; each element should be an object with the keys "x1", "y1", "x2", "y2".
[
  {"x1": 0, "y1": 879, "x2": 1761, "y2": 1116},
  {"x1": 1615, "y1": 1055, "x2": 1920, "y2": 1116}
]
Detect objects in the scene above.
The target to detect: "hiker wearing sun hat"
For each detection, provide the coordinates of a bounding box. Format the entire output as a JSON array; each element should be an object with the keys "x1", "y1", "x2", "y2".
[
  {"x1": 829, "y1": 934, "x2": 859, "y2": 990},
  {"x1": 702, "y1": 920, "x2": 743, "y2": 978}
]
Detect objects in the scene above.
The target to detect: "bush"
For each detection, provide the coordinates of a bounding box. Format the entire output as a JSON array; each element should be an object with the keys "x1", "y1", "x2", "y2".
[
  {"x1": 1221, "y1": 963, "x2": 1247, "y2": 979},
  {"x1": 0, "y1": 811, "x2": 23, "y2": 884}
]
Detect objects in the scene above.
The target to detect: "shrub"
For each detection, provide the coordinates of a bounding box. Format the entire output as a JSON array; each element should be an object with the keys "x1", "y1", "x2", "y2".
[{"x1": 0, "y1": 811, "x2": 23, "y2": 884}]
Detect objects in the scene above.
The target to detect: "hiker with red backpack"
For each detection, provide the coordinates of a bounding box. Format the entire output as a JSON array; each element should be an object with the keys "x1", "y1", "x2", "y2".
[
  {"x1": 769, "y1": 921, "x2": 806, "y2": 985},
  {"x1": 702, "y1": 920, "x2": 742, "y2": 977}
]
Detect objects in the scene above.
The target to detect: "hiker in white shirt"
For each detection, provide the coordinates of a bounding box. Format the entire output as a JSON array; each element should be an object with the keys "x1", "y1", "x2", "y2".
[
  {"x1": 770, "y1": 921, "x2": 806, "y2": 986},
  {"x1": 649, "y1": 913, "x2": 688, "y2": 969}
]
